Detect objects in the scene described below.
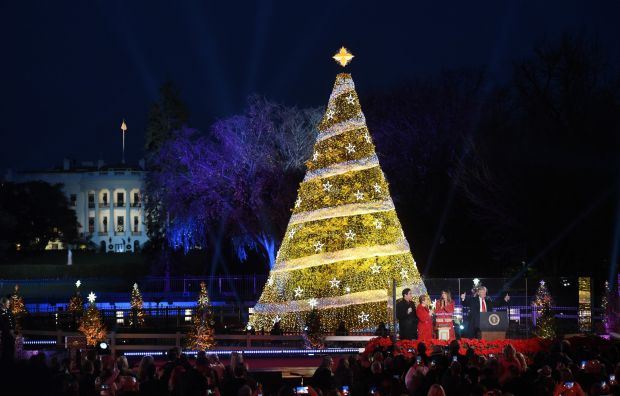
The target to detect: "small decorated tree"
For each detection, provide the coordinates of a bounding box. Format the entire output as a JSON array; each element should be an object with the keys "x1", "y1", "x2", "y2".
[
  {"x1": 129, "y1": 283, "x2": 146, "y2": 327},
  {"x1": 79, "y1": 292, "x2": 107, "y2": 347},
  {"x1": 10, "y1": 284, "x2": 27, "y2": 332},
  {"x1": 68, "y1": 280, "x2": 84, "y2": 314},
  {"x1": 602, "y1": 280, "x2": 617, "y2": 334},
  {"x1": 186, "y1": 282, "x2": 215, "y2": 350},
  {"x1": 532, "y1": 280, "x2": 556, "y2": 339}
]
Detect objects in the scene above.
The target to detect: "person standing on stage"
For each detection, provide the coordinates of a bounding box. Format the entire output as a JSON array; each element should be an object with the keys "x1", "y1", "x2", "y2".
[
  {"x1": 416, "y1": 295, "x2": 433, "y2": 340},
  {"x1": 435, "y1": 290, "x2": 455, "y2": 340},
  {"x1": 396, "y1": 288, "x2": 418, "y2": 340},
  {"x1": 461, "y1": 286, "x2": 510, "y2": 339},
  {"x1": 0, "y1": 296, "x2": 16, "y2": 365}
]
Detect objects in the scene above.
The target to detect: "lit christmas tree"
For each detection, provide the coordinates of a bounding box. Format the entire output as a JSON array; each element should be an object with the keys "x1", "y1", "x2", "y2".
[
  {"x1": 129, "y1": 283, "x2": 146, "y2": 327},
  {"x1": 10, "y1": 284, "x2": 27, "y2": 331},
  {"x1": 78, "y1": 292, "x2": 107, "y2": 347},
  {"x1": 532, "y1": 280, "x2": 556, "y2": 339},
  {"x1": 187, "y1": 282, "x2": 215, "y2": 350},
  {"x1": 250, "y1": 48, "x2": 427, "y2": 332},
  {"x1": 68, "y1": 280, "x2": 84, "y2": 314}
]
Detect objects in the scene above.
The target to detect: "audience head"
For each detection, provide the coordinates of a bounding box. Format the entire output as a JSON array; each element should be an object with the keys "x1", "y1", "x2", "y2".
[
  {"x1": 116, "y1": 355, "x2": 129, "y2": 371},
  {"x1": 418, "y1": 342, "x2": 427, "y2": 356},
  {"x1": 233, "y1": 364, "x2": 246, "y2": 378},
  {"x1": 537, "y1": 365, "x2": 552, "y2": 377},
  {"x1": 561, "y1": 339, "x2": 571, "y2": 353},
  {"x1": 465, "y1": 366, "x2": 480, "y2": 384},
  {"x1": 86, "y1": 349, "x2": 97, "y2": 362},
  {"x1": 450, "y1": 361, "x2": 462, "y2": 376},
  {"x1": 320, "y1": 355, "x2": 334, "y2": 370},
  {"x1": 427, "y1": 384, "x2": 446, "y2": 396},
  {"x1": 230, "y1": 351, "x2": 244, "y2": 368},
  {"x1": 0, "y1": 296, "x2": 9, "y2": 309},
  {"x1": 503, "y1": 344, "x2": 517, "y2": 360},
  {"x1": 277, "y1": 385, "x2": 295, "y2": 396},
  {"x1": 167, "y1": 347, "x2": 179, "y2": 362},
  {"x1": 238, "y1": 385, "x2": 252, "y2": 396},
  {"x1": 138, "y1": 355, "x2": 155, "y2": 382},
  {"x1": 371, "y1": 361, "x2": 382, "y2": 374},
  {"x1": 516, "y1": 352, "x2": 527, "y2": 370},
  {"x1": 559, "y1": 367, "x2": 574, "y2": 382},
  {"x1": 449, "y1": 340, "x2": 460, "y2": 354},
  {"x1": 82, "y1": 360, "x2": 94, "y2": 375}
]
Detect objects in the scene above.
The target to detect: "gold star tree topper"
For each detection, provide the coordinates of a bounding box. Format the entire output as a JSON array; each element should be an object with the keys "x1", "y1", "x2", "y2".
[{"x1": 333, "y1": 47, "x2": 354, "y2": 67}]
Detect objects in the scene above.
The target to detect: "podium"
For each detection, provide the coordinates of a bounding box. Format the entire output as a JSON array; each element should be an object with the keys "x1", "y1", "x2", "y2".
[{"x1": 479, "y1": 312, "x2": 508, "y2": 340}]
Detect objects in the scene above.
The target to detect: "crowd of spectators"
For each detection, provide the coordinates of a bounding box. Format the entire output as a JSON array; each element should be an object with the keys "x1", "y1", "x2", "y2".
[
  {"x1": 1, "y1": 339, "x2": 620, "y2": 395},
  {"x1": 305, "y1": 339, "x2": 620, "y2": 395}
]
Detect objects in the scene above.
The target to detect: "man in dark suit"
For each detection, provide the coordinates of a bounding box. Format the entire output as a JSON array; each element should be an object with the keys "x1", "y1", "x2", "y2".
[
  {"x1": 461, "y1": 286, "x2": 510, "y2": 339},
  {"x1": 0, "y1": 296, "x2": 16, "y2": 365},
  {"x1": 396, "y1": 288, "x2": 418, "y2": 340}
]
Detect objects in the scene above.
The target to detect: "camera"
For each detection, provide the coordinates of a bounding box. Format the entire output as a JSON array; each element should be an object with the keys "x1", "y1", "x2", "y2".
[
  {"x1": 341, "y1": 385, "x2": 349, "y2": 395},
  {"x1": 452, "y1": 356, "x2": 458, "y2": 362},
  {"x1": 295, "y1": 386, "x2": 309, "y2": 395}
]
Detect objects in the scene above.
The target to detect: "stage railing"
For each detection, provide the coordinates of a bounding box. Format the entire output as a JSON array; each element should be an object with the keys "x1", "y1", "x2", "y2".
[{"x1": 20, "y1": 329, "x2": 374, "y2": 355}]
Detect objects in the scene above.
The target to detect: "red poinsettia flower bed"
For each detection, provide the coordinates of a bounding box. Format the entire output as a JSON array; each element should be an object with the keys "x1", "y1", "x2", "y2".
[{"x1": 363, "y1": 337, "x2": 552, "y2": 360}]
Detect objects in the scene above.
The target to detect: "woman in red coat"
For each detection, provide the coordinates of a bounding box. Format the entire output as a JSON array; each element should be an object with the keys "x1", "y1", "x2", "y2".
[
  {"x1": 435, "y1": 290, "x2": 455, "y2": 340},
  {"x1": 417, "y1": 295, "x2": 433, "y2": 340}
]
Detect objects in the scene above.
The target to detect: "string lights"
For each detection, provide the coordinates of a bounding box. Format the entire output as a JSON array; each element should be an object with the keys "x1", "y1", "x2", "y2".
[{"x1": 249, "y1": 67, "x2": 427, "y2": 332}]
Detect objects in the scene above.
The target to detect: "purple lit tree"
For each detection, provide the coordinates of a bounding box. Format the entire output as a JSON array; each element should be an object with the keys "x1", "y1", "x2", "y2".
[{"x1": 150, "y1": 96, "x2": 321, "y2": 268}]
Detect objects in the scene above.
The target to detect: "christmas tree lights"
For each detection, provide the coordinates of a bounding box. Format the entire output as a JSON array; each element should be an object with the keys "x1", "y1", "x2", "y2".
[
  {"x1": 10, "y1": 284, "x2": 26, "y2": 332},
  {"x1": 129, "y1": 283, "x2": 146, "y2": 327},
  {"x1": 532, "y1": 280, "x2": 556, "y2": 339},
  {"x1": 187, "y1": 282, "x2": 215, "y2": 350},
  {"x1": 250, "y1": 51, "x2": 427, "y2": 332},
  {"x1": 68, "y1": 280, "x2": 84, "y2": 314},
  {"x1": 78, "y1": 292, "x2": 107, "y2": 347}
]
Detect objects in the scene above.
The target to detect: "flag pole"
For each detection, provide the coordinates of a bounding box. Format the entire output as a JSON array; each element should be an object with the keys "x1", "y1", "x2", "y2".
[{"x1": 121, "y1": 119, "x2": 127, "y2": 164}]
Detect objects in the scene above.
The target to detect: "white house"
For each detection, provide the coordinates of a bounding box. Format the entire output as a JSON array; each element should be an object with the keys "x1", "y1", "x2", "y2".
[{"x1": 7, "y1": 158, "x2": 149, "y2": 252}]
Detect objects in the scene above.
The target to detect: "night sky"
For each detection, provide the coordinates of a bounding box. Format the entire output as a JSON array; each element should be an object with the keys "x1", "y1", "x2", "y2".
[{"x1": 1, "y1": 1, "x2": 619, "y2": 174}]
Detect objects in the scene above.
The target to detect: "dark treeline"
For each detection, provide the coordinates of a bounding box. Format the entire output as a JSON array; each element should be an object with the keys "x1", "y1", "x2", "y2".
[{"x1": 364, "y1": 36, "x2": 620, "y2": 278}]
